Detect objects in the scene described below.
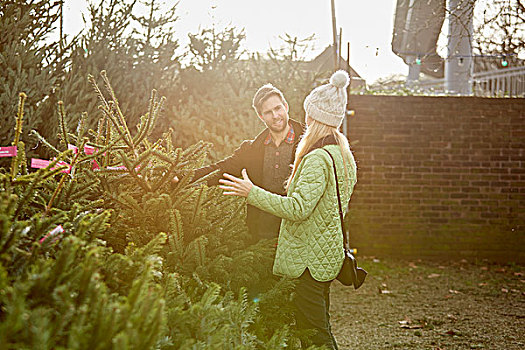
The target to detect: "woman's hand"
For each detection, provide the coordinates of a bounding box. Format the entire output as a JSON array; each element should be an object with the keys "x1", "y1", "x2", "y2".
[{"x1": 219, "y1": 169, "x2": 253, "y2": 197}]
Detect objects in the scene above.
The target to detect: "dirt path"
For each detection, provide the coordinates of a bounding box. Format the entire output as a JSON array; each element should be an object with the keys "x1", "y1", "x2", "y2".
[{"x1": 330, "y1": 257, "x2": 525, "y2": 350}]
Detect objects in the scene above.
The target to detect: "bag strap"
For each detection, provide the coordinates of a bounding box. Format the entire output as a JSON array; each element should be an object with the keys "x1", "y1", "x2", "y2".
[{"x1": 321, "y1": 148, "x2": 350, "y2": 250}]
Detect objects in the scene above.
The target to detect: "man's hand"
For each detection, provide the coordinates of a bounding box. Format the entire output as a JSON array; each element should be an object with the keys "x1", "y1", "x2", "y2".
[{"x1": 219, "y1": 169, "x2": 253, "y2": 197}]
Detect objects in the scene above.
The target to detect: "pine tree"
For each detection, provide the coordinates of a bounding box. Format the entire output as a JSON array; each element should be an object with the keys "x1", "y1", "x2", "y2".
[
  {"x1": 0, "y1": 0, "x2": 72, "y2": 156},
  {"x1": 0, "y1": 1, "x2": 333, "y2": 345},
  {"x1": 1, "y1": 73, "x2": 316, "y2": 348},
  {"x1": 56, "y1": 0, "x2": 182, "y2": 142},
  {"x1": 1, "y1": 91, "x2": 166, "y2": 349}
]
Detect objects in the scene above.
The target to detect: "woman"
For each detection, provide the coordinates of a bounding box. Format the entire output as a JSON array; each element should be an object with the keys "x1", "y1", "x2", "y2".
[{"x1": 219, "y1": 70, "x2": 357, "y2": 349}]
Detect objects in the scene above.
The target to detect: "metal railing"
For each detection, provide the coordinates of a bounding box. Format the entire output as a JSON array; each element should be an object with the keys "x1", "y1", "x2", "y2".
[
  {"x1": 472, "y1": 66, "x2": 525, "y2": 97},
  {"x1": 376, "y1": 66, "x2": 525, "y2": 97}
]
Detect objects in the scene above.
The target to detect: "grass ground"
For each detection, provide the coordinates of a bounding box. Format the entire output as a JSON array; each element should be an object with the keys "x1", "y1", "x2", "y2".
[{"x1": 330, "y1": 257, "x2": 525, "y2": 350}]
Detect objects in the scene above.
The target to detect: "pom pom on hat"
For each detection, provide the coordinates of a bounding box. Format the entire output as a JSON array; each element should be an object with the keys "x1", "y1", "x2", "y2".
[
  {"x1": 330, "y1": 70, "x2": 350, "y2": 89},
  {"x1": 303, "y1": 70, "x2": 349, "y2": 128}
]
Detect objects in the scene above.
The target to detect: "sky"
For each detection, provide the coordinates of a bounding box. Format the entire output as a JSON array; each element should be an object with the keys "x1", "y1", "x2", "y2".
[{"x1": 63, "y1": 0, "x2": 412, "y2": 83}]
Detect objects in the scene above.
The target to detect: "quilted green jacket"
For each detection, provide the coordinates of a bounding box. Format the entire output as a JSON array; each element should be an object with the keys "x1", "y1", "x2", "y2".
[{"x1": 247, "y1": 144, "x2": 357, "y2": 282}]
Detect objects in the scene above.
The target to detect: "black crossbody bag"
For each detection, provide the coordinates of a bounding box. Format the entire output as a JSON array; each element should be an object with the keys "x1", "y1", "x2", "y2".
[{"x1": 322, "y1": 148, "x2": 367, "y2": 289}]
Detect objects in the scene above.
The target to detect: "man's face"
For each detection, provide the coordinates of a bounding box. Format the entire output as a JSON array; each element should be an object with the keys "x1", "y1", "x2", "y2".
[{"x1": 259, "y1": 95, "x2": 289, "y2": 133}]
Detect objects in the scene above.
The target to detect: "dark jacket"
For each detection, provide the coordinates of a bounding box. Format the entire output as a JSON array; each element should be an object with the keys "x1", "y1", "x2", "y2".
[{"x1": 194, "y1": 119, "x2": 305, "y2": 239}]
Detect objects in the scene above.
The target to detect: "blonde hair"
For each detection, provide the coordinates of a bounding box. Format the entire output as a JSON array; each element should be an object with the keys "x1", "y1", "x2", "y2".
[{"x1": 287, "y1": 119, "x2": 352, "y2": 192}]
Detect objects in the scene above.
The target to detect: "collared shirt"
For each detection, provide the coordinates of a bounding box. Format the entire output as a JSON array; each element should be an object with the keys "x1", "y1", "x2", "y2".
[
  {"x1": 257, "y1": 123, "x2": 296, "y2": 239},
  {"x1": 263, "y1": 124, "x2": 296, "y2": 146}
]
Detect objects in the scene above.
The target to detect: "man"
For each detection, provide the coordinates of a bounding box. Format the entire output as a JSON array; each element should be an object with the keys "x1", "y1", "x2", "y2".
[{"x1": 193, "y1": 84, "x2": 304, "y2": 241}]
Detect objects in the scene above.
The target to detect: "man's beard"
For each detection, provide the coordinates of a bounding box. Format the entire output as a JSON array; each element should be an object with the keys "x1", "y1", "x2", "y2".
[{"x1": 267, "y1": 118, "x2": 287, "y2": 133}]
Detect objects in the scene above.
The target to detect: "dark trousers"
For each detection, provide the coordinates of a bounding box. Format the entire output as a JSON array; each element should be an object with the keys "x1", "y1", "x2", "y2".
[{"x1": 294, "y1": 269, "x2": 338, "y2": 350}]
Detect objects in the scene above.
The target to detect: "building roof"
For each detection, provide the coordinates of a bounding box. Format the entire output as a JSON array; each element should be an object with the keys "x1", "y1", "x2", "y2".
[{"x1": 303, "y1": 45, "x2": 362, "y2": 78}]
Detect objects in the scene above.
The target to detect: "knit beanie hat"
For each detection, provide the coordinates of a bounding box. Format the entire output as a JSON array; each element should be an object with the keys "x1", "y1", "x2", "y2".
[{"x1": 303, "y1": 70, "x2": 350, "y2": 128}]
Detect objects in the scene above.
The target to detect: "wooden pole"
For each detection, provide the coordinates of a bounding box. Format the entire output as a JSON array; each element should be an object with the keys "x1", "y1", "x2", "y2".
[
  {"x1": 331, "y1": 0, "x2": 338, "y2": 70},
  {"x1": 346, "y1": 42, "x2": 355, "y2": 124},
  {"x1": 338, "y1": 27, "x2": 342, "y2": 69},
  {"x1": 347, "y1": 41, "x2": 352, "y2": 95}
]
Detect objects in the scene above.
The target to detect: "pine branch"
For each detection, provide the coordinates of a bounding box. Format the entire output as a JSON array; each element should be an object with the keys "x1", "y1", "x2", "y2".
[
  {"x1": 13, "y1": 161, "x2": 63, "y2": 217},
  {"x1": 163, "y1": 128, "x2": 174, "y2": 153},
  {"x1": 104, "y1": 117, "x2": 112, "y2": 167},
  {"x1": 57, "y1": 101, "x2": 69, "y2": 147},
  {"x1": 95, "y1": 115, "x2": 106, "y2": 145},
  {"x1": 45, "y1": 146, "x2": 81, "y2": 216},
  {"x1": 18, "y1": 141, "x2": 28, "y2": 176},
  {"x1": 151, "y1": 162, "x2": 176, "y2": 192},
  {"x1": 88, "y1": 74, "x2": 112, "y2": 115},
  {"x1": 99, "y1": 103, "x2": 135, "y2": 151},
  {"x1": 132, "y1": 114, "x2": 149, "y2": 146},
  {"x1": 132, "y1": 89, "x2": 157, "y2": 146},
  {"x1": 75, "y1": 140, "x2": 123, "y2": 166},
  {"x1": 188, "y1": 186, "x2": 208, "y2": 239},
  {"x1": 10, "y1": 142, "x2": 25, "y2": 182},
  {"x1": 152, "y1": 147, "x2": 181, "y2": 165},
  {"x1": 11, "y1": 93, "x2": 27, "y2": 180},
  {"x1": 103, "y1": 191, "x2": 136, "y2": 211},
  {"x1": 149, "y1": 96, "x2": 166, "y2": 137},
  {"x1": 30, "y1": 130, "x2": 60, "y2": 155},
  {"x1": 117, "y1": 150, "x2": 152, "y2": 192},
  {"x1": 77, "y1": 112, "x2": 88, "y2": 140},
  {"x1": 168, "y1": 208, "x2": 184, "y2": 258},
  {"x1": 100, "y1": 70, "x2": 135, "y2": 152},
  {"x1": 12, "y1": 92, "x2": 26, "y2": 147}
]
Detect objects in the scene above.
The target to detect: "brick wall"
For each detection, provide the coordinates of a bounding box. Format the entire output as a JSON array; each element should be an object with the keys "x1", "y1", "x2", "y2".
[{"x1": 346, "y1": 95, "x2": 525, "y2": 263}]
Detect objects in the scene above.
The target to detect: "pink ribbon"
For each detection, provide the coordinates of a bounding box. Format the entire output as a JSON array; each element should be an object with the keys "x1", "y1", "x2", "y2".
[
  {"x1": 31, "y1": 158, "x2": 71, "y2": 174},
  {"x1": 0, "y1": 146, "x2": 17, "y2": 157},
  {"x1": 39, "y1": 225, "x2": 65, "y2": 244}
]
